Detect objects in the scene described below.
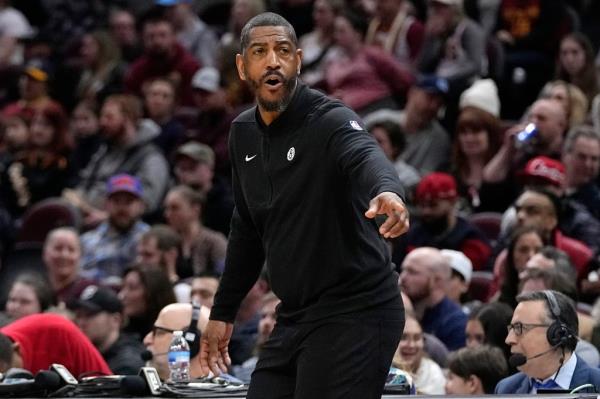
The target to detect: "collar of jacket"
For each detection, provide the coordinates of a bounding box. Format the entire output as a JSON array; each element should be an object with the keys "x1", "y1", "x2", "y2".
[{"x1": 254, "y1": 81, "x2": 309, "y2": 136}]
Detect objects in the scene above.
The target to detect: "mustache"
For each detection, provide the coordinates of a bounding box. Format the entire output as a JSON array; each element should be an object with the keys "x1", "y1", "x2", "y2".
[{"x1": 261, "y1": 70, "x2": 286, "y2": 82}]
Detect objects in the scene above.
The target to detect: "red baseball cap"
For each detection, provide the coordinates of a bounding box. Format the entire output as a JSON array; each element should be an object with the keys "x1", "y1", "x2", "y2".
[
  {"x1": 415, "y1": 172, "x2": 458, "y2": 203},
  {"x1": 518, "y1": 156, "x2": 565, "y2": 188}
]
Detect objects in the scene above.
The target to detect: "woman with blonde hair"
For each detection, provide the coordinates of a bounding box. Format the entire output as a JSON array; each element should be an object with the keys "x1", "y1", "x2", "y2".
[
  {"x1": 392, "y1": 314, "x2": 446, "y2": 394},
  {"x1": 539, "y1": 80, "x2": 588, "y2": 128}
]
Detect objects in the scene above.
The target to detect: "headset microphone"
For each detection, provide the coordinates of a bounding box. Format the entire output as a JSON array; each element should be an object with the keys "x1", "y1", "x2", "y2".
[
  {"x1": 508, "y1": 342, "x2": 562, "y2": 368},
  {"x1": 141, "y1": 350, "x2": 169, "y2": 361},
  {"x1": 508, "y1": 353, "x2": 527, "y2": 368},
  {"x1": 141, "y1": 350, "x2": 153, "y2": 362},
  {"x1": 142, "y1": 304, "x2": 202, "y2": 362},
  {"x1": 510, "y1": 291, "x2": 578, "y2": 369}
]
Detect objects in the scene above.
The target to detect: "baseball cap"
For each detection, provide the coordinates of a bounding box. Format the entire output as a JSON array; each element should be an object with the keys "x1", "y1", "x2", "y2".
[
  {"x1": 68, "y1": 285, "x2": 123, "y2": 314},
  {"x1": 415, "y1": 172, "x2": 458, "y2": 203},
  {"x1": 191, "y1": 67, "x2": 220, "y2": 93},
  {"x1": 429, "y1": 0, "x2": 463, "y2": 6},
  {"x1": 175, "y1": 142, "x2": 215, "y2": 166},
  {"x1": 415, "y1": 75, "x2": 449, "y2": 96},
  {"x1": 441, "y1": 249, "x2": 472, "y2": 283},
  {"x1": 23, "y1": 60, "x2": 49, "y2": 82},
  {"x1": 106, "y1": 174, "x2": 144, "y2": 198},
  {"x1": 518, "y1": 156, "x2": 565, "y2": 188}
]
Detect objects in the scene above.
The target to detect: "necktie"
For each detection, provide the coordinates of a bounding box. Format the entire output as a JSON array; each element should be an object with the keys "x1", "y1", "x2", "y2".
[{"x1": 532, "y1": 379, "x2": 561, "y2": 391}]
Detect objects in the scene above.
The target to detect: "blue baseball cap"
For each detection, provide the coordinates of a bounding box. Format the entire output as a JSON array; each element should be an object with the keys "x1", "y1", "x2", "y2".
[
  {"x1": 415, "y1": 75, "x2": 449, "y2": 96},
  {"x1": 106, "y1": 174, "x2": 143, "y2": 198},
  {"x1": 155, "y1": 0, "x2": 191, "y2": 5}
]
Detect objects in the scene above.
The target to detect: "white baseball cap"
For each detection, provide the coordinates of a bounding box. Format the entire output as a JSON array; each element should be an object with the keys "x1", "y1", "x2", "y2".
[
  {"x1": 191, "y1": 67, "x2": 220, "y2": 93},
  {"x1": 441, "y1": 249, "x2": 472, "y2": 284}
]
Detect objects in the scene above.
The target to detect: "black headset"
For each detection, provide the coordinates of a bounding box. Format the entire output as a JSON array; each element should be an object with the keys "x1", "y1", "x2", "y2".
[
  {"x1": 183, "y1": 303, "x2": 201, "y2": 358},
  {"x1": 542, "y1": 290, "x2": 574, "y2": 348}
]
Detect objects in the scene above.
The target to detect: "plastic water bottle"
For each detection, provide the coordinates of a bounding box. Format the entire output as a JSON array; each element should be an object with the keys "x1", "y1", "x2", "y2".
[{"x1": 168, "y1": 330, "x2": 190, "y2": 383}]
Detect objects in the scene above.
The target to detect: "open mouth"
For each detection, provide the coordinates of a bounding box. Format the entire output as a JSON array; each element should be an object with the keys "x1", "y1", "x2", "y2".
[{"x1": 264, "y1": 75, "x2": 283, "y2": 90}]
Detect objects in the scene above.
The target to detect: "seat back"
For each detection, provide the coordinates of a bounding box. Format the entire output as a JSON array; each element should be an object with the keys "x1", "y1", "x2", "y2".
[
  {"x1": 469, "y1": 271, "x2": 495, "y2": 302},
  {"x1": 468, "y1": 212, "x2": 503, "y2": 247},
  {"x1": 17, "y1": 197, "x2": 81, "y2": 244}
]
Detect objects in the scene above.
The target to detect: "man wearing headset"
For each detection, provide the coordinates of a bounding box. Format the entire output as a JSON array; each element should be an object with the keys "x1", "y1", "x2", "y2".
[
  {"x1": 495, "y1": 290, "x2": 600, "y2": 394},
  {"x1": 142, "y1": 303, "x2": 210, "y2": 381}
]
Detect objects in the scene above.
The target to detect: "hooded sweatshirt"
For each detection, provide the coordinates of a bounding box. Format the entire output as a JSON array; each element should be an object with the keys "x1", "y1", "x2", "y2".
[
  {"x1": 78, "y1": 119, "x2": 169, "y2": 211},
  {"x1": 1, "y1": 314, "x2": 112, "y2": 377}
]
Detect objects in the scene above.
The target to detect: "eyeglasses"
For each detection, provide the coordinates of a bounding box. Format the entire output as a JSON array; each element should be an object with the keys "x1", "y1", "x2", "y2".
[
  {"x1": 152, "y1": 325, "x2": 175, "y2": 337},
  {"x1": 507, "y1": 322, "x2": 550, "y2": 336}
]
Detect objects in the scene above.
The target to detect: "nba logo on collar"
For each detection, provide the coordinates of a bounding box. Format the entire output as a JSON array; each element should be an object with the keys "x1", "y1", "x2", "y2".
[
  {"x1": 287, "y1": 147, "x2": 295, "y2": 161},
  {"x1": 350, "y1": 120, "x2": 363, "y2": 131}
]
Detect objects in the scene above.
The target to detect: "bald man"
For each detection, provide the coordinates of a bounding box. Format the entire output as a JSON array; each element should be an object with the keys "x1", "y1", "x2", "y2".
[
  {"x1": 484, "y1": 98, "x2": 568, "y2": 188},
  {"x1": 399, "y1": 247, "x2": 467, "y2": 350},
  {"x1": 527, "y1": 99, "x2": 567, "y2": 157},
  {"x1": 143, "y1": 303, "x2": 210, "y2": 380}
]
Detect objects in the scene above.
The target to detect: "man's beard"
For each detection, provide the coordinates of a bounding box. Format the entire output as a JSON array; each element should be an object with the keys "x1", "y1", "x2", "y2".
[
  {"x1": 247, "y1": 71, "x2": 297, "y2": 113},
  {"x1": 405, "y1": 284, "x2": 431, "y2": 303},
  {"x1": 110, "y1": 216, "x2": 136, "y2": 233},
  {"x1": 102, "y1": 124, "x2": 126, "y2": 143}
]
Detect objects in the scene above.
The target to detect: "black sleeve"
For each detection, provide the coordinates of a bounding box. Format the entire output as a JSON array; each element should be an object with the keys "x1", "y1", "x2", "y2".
[
  {"x1": 209, "y1": 129, "x2": 265, "y2": 323},
  {"x1": 325, "y1": 108, "x2": 405, "y2": 201}
]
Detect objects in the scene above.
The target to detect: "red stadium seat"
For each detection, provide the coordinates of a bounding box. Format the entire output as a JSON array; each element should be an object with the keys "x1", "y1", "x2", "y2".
[
  {"x1": 17, "y1": 197, "x2": 81, "y2": 244},
  {"x1": 469, "y1": 271, "x2": 495, "y2": 302},
  {"x1": 468, "y1": 212, "x2": 503, "y2": 247}
]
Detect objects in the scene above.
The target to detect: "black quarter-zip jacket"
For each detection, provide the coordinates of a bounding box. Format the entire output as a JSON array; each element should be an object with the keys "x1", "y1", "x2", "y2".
[{"x1": 211, "y1": 83, "x2": 405, "y2": 324}]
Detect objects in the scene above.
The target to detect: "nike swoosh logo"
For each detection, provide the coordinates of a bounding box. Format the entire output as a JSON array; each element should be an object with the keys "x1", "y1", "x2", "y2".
[{"x1": 245, "y1": 154, "x2": 257, "y2": 162}]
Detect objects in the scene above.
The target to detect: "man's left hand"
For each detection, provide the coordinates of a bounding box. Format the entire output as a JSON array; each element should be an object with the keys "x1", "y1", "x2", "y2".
[{"x1": 365, "y1": 192, "x2": 409, "y2": 238}]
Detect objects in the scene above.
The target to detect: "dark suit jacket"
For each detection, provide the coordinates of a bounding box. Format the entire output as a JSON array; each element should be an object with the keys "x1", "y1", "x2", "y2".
[{"x1": 495, "y1": 355, "x2": 600, "y2": 394}]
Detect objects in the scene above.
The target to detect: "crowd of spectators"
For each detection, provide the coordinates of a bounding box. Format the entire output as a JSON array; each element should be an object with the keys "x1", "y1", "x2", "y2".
[{"x1": 1, "y1": 0, "x2": 600, "y2": 394}]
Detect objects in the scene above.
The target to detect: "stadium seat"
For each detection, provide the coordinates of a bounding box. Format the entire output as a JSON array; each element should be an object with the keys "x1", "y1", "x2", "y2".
[
  {"x1": 17, "y1": 197, "x2": 81, "y2": 244},
  {"x1": 469, "y1": 271, "x2": 495, "y2": 302},
  {"x1": 468, "y1": 212, "x2": 503, "y2": 247}
]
